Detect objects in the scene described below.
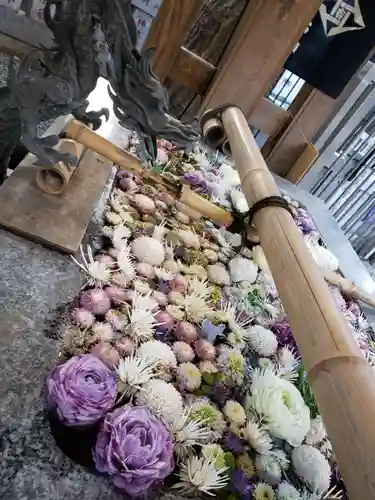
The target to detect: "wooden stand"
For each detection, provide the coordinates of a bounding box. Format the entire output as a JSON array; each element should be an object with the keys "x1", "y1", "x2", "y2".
[{"x1": 0, "y1": 149, "x2": 112, "y2": 253}]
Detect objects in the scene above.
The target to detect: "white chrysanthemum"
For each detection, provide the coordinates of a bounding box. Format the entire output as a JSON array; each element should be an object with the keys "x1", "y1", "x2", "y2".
[
  {"x1": 105, "y1": 309, "x2": 127, "y2": 331},
  {"x1": 254, "y1": 482, "x2": 275, "y2": 500},
  {"x1": 131, "y1": 236, "x2": 165, "y2": 266},
  {"x1": 116, "y1": 245, "x2": 135, "y2": 282},
  {"x1": 244, "y1": 419, "x2": 273, "y2": 455},
  {"x1": 305, "y1": 239, "x2": 339, "y2": 272},
  {"x1": 126, "y1": 293, "x2": 157, "y2": 342},
  {"x1": 256, "y1": 454, "x2": 282, "y2": 486},
  {"x1": 190, "y1": 399, "x2": 226, "y2": 439},
  {"x1": 92, "y1": 322, "x2": 114, "y2": 341},
  {"x1": 72, "y1": 245, "x2": 113, "y2": 287},
  {"x1": 172, "y1": 408, "x2": 211, "y2": 459},
  {"x1": 173, "y1": 455, "x2": 228, "y2": 496},
  {"x1": 217, "y1": 346, "x2": 245, "y2": 385},
  {"x1": 177, "y1": 362, "x2": 202, "y2": 391},
  {"x1": 133, "y1": 279, "x2": 151, "y2": 295},
  {"x1": 219, "y1": 301, "x2": 252, "y2": 346},
  {"x1": 229, "y1": 256, "x2": 258, "y2": 283},
  {"x1": 271, "y1": 448, "x2": 289, "y2": 471},
  {"x1": 192, "y1": 149, "x2": 212, "y2": 171},
  {"x1": 102, "y1": 225, "x2": 114, "y2": 238},
  {"x1": 105, "y1": 210, "x2": 123, "y2": 225},
  {"x1": 137, "y1": 340, "x2": 177, "y2": 369},
  {"x1": 292, "y1": 445, "x2": 331, "y2": 493},
  {"x1": 245, "y1": 325, "x2": 278, "y2": 357},
  {"x1": 248, "y1": 369, "x2": 310, "y2": 447},
  {"x1": 202, "y1": 444, "x2": 226, "y2": 469},
  {"x1": 277, "y1": 346, "x2": 300, "y2": 382},
  {"x1": 277, "y1": 482, "x2": 302, "y2": 500},
  {"x1": 223, "y1": 401, "x2": 246, "y2": 426},
  {"x1": 305, "y1": 415, "x2": 327, "y2": 446},
  {"x1": 258, "y1": 358, "x2": 276, "y2": 371},
  {"x1": 115, "y1": 355, "x2": 157, "y2": 397},
  {"x1": 154, "y1": 267, "x2": 175, "y2": 281},
  {"x1": 136, "y1": 379, "x2": 183, "y2": 425},
  {"x1": 112, "y1": 224, "x2": 131, "y2": 249}
]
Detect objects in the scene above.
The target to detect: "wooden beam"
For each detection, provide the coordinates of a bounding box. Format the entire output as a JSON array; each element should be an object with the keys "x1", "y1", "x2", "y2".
[
  {"x1": 249, "y1": 97, "x2": 290, "y2": 138},
  {"x1": 168, "y1": 47, "x2": 216, "y2": 95},
  {"x1": 144, "y1": 0, "x2": 205, "y2": 83},
  {"x1": 200, "y1": 0, "x2": 321, "y2": 117}
]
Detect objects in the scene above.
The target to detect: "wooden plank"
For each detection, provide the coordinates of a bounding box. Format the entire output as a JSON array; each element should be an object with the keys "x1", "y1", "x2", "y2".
[
  {"x1": 0, "y1": 33, "x2": 33, "y2": 56},
  {"x1": 200, "y1": 0, "x2": 321, "y2": 117},
  {"x1": 0, "y1": 6, "x2": 53, "y2": 49},
  {"x1": 285, "y1": 140, "x2": 319, "y2": 184},
  {"x1": 264, "y1": 84, "x2": 339, "y2": 176},
  {"x1": 144, "y1": 0, "x2": 205, "y2": 82},
  {"x1": 0, "y1": 150, "x2": 112, "y2": 254},
  {"x1": 249, "y1": 97, "x2": 290, "y2": 137},
  {"x1": 169, "y1": 46, "x2": 216, "y2": 95}
]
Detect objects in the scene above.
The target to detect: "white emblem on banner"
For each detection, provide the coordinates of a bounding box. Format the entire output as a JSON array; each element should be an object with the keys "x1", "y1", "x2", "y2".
[{"x1": 319, "y1": 0, "x2": 365, "y2": 36}]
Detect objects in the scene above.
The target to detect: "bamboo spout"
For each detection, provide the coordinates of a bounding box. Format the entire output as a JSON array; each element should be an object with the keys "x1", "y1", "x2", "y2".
[{"x1": 219, "y1": 106, "x2": 375, "y2": 500}]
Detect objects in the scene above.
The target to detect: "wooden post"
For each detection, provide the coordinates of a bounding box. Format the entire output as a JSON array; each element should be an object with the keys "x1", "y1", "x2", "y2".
[
  {"x1": 144, "y1": 0, "x2": 204, "y2": 83},
  {"x1": 200, "y1": 0, "x2": 321, "y2": 117},
  {"x1": 220, "y1": 106, "x2": 375, "y2": 500}
]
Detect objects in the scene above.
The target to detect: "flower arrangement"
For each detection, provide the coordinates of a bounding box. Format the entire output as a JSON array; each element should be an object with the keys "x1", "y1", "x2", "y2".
[{"x1": 44, "y1": 145, "x2": 375, "y2": 500}]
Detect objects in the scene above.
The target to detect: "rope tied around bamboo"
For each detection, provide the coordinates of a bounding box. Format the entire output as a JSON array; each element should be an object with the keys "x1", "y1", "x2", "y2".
[{"x1": 204, "y1": 105, "x2": 375, "y2": 500}]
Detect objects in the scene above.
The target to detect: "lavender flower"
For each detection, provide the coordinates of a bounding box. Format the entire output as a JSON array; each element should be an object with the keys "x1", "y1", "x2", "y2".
[
  {"x1": 297, "y1": 215, "x2": 316, "y2": 234},
  {"x1": 223, "y1": 432, "x2": 245, "y2": 454},
  {"x1": 271, "y1": 319, "x2": 299, "y2": 355},
  {"x1": 212, "y1": 381, "x2": 233, "y2": 407},
  {"x1": 184, "y1": 170, "x2": 205, "y2": 187},
  {"x1": 47, "y1": 354, "x2": 117, "y2": 427},
  {"x1": 231, "y1": 469, "x2": 254, "y2": 499},
  {"x1": 94, "y1": 406, "x2": 174, "y2": 496},
  {"x1": 201, "y1": 318, "x2": 226, "y2": 343}
]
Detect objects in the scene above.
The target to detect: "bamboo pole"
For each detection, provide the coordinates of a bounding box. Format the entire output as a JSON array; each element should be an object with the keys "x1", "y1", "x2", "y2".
[
  {"x1": 219, "y1": 106, "x2": 375, "y2": 500},
  {"x1": 324, "y1": 270, "x2": 375, "y2": 309}
]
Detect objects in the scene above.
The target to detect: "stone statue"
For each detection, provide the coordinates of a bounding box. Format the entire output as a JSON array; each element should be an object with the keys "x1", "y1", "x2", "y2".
[{"x1": 0, "y1": 0, "x2": 199, "y2": 184}]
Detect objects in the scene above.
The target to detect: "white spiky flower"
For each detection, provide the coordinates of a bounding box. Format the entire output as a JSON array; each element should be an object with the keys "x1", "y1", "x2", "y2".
[
  {"x1": 277, "y1": 482, "x2": 302, "y2": 500},
  {"x1": 135, "y1": 379, "x2": 183, "y2": 425},
  {"x1": 105, "y1": 309, "x2": 127, "y2": 331},
  {"x1": 71, "y1": 245, "x2": 113, "y2": 287},
  {"x1": 109, "y1": 193, "x2": 124, "y2": 213},
  {"x1": 173, "y1": 455, "x2": 228, "y2": 496},
  {"x1": 248, "y1": 368, "x2": 310, "y2": 447},
  {"x1": 172, "y1": 408, "x2": 211, "y2": 459},
  {"x1": 116, "y1": 244, "x2": 135, "y2": 282},
  {"x1": 245, "y1": 325, "x2": 278, "y2": 357},
  {"x1": 256, "y1": 454, "x2": 282, "y2": 486},
  {"x1": 137, "y1": 340, "x2": 177, "y2": 370},
  {"x1": 292, "y1": 445, "x2": 331, "y2": 493},
  {"x1": 305, "y1": 415, "x2": 327, "y2": 446},
  {"x1": 112, "y1": 224, "x2": 131, "y2": 249},
  {"x1": 115, "y1": 355, "x2": 157, "y2": 398},
  {"x1": 181, "y1": 290, "x2": 213, "y2": 322},
  {"x1": 254, "y1": 482, "x2": 275, "y2": 500},
  {"x1": 276, "y1": 346, "x2": 301, "y2": 382},
  {"x1": 153, "y1": 220, "x2": 168, "y2": 241},
  {"x1": 319, "y1": 439, "x2": 333, "y2": 458},
  {"x1": 126, "y1": 293, "x2": 158, "y2": 342},
  {"x1": 244, "y1": 419, "x2": 273, "y2": 455},
  {"x1": 102, "y1": 225, "x2": 114, "y2": 238},
  {"x1": 105, "y1": 210, "x2": 123, "y2": 225},
  {"x1": 188, "y1": 277, "x2": 212, "y2": 297}
]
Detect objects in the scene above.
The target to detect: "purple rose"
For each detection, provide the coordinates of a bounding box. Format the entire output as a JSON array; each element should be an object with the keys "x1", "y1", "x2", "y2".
[
  {"x1": 94, "y1": 406, "x2": 174, "y2": 496},
  {"x1": 47, "y1": 354, "x2": 117, "y2": 427}
]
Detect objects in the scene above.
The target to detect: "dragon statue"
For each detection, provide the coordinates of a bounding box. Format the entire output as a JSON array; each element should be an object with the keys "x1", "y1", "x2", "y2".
[{"x1": 0, "y1": 0, "x2": 199, "y2": 184}]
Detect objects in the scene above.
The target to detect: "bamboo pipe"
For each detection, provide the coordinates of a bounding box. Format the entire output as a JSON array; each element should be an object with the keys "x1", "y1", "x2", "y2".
[
  {"x1": 324, "y1": 269, "x2": 375, "y2": 309},
  {"x1": 65, "y1": 120, "x2": 233, "y2": 227},
  {"x1": 202, "y1": 117, "x2": 225, "y2": 149},
  {"x1": 35, "y1": 139, "x2": 86, "y2": 195},
  {"x1": 220, "y1": 106, "x2": 375, "y2": 500}
]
